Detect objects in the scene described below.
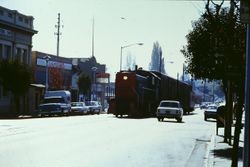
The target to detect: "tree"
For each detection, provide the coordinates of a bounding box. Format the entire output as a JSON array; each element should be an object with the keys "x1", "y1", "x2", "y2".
[
  {"x1": 181, "y1": 0, "x2": 245, "y2": 80},
  {"x1": 148, "y1": 41, "x2": 166, "y2": 74},
  {"x1": 0, "y1": 59, "x2": 33, "y2": 114},
  {"x1": 181, "y1": 1, "x2": 246, "y2": 166},
  {"x1": 77, "y1": 73, "x2": 91, "y2": 98},
  {"x1": 125, "y1": 51, "x2": 136, "y2": 70}
]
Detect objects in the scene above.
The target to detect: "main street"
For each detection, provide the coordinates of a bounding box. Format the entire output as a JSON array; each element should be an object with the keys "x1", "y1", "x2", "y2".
[{"x1": 0, "y1": 109, "x2": 216, "y2": 167}]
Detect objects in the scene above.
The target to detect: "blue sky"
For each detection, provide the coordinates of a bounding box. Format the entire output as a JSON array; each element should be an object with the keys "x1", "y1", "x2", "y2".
[{"x1": 1, "y1": 0, "x2": 207, "y2": 81}]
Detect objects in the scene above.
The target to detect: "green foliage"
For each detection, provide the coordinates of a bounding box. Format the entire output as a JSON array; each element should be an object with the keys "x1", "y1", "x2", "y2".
[
  {"x1": 0, "y1": 59, "x2": 32, "y2": 96},
  {"x1": 77, "y1": 73, "x2": 91, "y2": 95},
  {"x1": 181, "y1": 7, "x2": 246, "y2": 81}
]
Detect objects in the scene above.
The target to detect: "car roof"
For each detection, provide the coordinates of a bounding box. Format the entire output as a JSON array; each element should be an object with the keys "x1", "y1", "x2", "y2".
[
  {"x1": 160, "y1": 100, "x2": 180, "y2": 103},
  {"x1": 44, "y1": 96, "x2": 63, "y2": 99}
]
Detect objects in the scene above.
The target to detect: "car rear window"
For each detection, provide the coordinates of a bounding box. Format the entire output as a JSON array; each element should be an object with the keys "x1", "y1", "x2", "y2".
[
  {"x1": 208, "y1": 106, "x2": 217, "y2": 110},
  {"x1": 160, "y1": 102, "x2": 179, "y2": 108}
]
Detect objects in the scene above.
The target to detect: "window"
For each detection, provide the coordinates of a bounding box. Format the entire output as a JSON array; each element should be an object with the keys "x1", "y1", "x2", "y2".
[
  {"x1": 22, "y1": 49, "x2": 28, "y2": 64},
  {"x1": 8, "y1": 12, "x2": 12, "y2": 18},
  {"x1": 0, "y1": 85, "x2": 2, "y2": 99},
  {"x1": 24, "y1": 18, "x2": 29, "y2": 24},
  {"x1": 0, "y1": 85, "x2": 9, "y2": 98},
  {"x1": 0, "y1": 10, "x2": 3, "y2": 15},
  {"x1": 18, "y1": 16, "x2": 23, "y2": 22},
  {"x1": 0, "y1": 44, "x2": 3, "y2": 59},
  {"x1": 3, "y1": 45, "x2": 11, "y2": 59},
  {"x1": 15, "y1": 47, "x2": 21, "y2": 60}
]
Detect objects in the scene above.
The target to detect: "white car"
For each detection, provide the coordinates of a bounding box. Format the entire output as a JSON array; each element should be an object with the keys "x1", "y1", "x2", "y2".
[
  {"x1": 156, "y1": 100, "x2": 183, "y2": 122},
  {"x1": 204, "y1": 104, "x2": 218, "y2": 121},
  {"x1": 85, "y1": 101, "x2": 102, "y2": 114},
  {"x1": 70, "y1": 102, "x2": 89, "y2": 115}
]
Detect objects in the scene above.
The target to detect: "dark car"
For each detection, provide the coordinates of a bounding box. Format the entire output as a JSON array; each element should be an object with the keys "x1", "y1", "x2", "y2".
[{"x1": 204, "y1": 105, "x2": 218, "y2": 121}]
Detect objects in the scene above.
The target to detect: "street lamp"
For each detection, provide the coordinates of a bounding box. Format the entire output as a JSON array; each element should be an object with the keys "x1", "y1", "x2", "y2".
[
  {"x1": 43, "y1": 55, "x2": 51, "y2": 92},
  {"x1": 120, "y1": 43, "x2": 143, "y2": 71}
]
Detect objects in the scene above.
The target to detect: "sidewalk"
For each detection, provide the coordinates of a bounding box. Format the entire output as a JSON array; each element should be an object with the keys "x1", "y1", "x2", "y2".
[{"x1": 208, "y1": 128, "x2": 244, "y2": 167}]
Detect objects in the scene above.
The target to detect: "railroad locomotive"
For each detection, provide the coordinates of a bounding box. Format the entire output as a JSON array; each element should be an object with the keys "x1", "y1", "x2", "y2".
[{"x1": 113, "y1": 69, "x2": 194, "y2": 117}]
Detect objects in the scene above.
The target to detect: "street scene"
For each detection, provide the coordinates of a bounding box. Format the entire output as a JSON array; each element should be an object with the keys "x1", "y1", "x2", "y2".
[
  {"x1": 0, "y1": 0, "x2": 249, "y2": 167},
  {"x1": 0, "y1": 109, "x2": 221, "y2": 167}
]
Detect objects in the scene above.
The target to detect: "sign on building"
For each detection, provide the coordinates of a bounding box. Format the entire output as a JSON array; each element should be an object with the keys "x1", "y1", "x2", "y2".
[
  {"x1": 240, "y1": 0, "x2": 250, "y2": 23},
  {"x1": 96, "y1": 73, "x2": 110, "y2": 84}
]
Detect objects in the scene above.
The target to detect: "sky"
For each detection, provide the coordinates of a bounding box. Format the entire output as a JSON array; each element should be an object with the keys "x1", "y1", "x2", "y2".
[{"x1": 1, "y1": 0, "x2": 207, "y2": 81}]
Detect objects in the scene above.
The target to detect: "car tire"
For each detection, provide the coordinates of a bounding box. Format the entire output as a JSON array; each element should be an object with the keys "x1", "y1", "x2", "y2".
[{"x1": 177, "y1": 118, "x2": 182, "y2": 123}]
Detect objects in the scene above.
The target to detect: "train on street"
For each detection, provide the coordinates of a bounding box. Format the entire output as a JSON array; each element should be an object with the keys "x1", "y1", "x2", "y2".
[{"x1": 110, "y1": 68, "x2": 194, "y2": 117}]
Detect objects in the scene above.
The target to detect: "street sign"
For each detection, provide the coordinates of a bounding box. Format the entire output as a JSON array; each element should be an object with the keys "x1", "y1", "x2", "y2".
[{"x1": 240, "y1": 0, "x2": 250, "y2": 23}]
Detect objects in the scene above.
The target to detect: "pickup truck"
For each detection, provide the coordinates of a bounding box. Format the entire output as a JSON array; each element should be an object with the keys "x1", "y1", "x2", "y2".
[{"x1": 39, "y1": 96, "x2": 71, "y2": 116}]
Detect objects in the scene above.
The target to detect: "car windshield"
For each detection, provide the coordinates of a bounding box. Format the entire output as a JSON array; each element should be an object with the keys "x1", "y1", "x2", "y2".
[
  {"x1": 208, "y1": 106, "x2": 217, "y2": 110},
  {"x1": 71, "y1": 103, "x2": 84, "y2": 107},
  {"x1": 160, "y1": 102, "x2": 179, "y2": 108},
  {"x1": 86, "y1": 101, "x2": 97, "y2": 106},
  {"x1": 43, "y1": 97, "x2": 65, "y2": 104}
]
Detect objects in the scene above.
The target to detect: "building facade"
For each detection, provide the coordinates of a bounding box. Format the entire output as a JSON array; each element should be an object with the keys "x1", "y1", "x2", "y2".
[
  {"x1": 0, "y1": 6, "x2": 37, "y2": 115},
  {"x1": 71, "y1": 57, "x2": 114, "y2": 109},
  {"x1": 32, "y1": 51, "x2": 73, "y2": 91}
]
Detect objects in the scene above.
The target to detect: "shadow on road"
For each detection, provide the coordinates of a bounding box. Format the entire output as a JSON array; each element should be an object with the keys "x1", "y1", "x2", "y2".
[
  {"x1": 161, "y1": 120, "x2": 185, "y2": 124},
  {"x1": 205, "y1": 120, "x2": 216, "y2": 123},
  {"x1": 213, "y1": 146, "x2": 243, "y2": 160},
  {"x1": 184, "y1": 112, "x2": 198, "y2": 116}
]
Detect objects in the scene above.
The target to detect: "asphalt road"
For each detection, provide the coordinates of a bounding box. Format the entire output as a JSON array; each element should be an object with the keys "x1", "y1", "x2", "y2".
[{"x1": 0, "y1": 109, "x2": 215, "y2": 167}]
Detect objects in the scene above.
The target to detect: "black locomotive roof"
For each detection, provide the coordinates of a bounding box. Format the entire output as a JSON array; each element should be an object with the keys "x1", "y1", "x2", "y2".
[{"x1": 135, "y1": 69, "x2": 161, "y2": 80}]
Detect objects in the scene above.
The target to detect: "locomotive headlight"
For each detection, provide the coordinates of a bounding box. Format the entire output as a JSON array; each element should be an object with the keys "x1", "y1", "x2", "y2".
[{"x1": 123, "y1": 76, "x2": 128, "y2": 80}]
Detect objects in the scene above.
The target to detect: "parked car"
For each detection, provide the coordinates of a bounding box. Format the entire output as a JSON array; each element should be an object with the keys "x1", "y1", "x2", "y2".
[
  {"x1": 70, "y1": 102, "x2": 89, "y2": 115},
  {"x1": 39, "y1": 96, "x2": 71, "y2": 117},
  {"x1": 204, "y1": 104, "x2": 218, "y2": 121},
  {"x1": 156, "y1": 100, "x2": 183, "y2": 122},
  {"x1": 85, "y1": 101, "x2": 102, "y2": 114}
]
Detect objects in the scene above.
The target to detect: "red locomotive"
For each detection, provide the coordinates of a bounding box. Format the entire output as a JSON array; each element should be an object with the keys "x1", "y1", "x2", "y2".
[{"x1": 111, "y1": 69, "x2": 194, "y2": 117}]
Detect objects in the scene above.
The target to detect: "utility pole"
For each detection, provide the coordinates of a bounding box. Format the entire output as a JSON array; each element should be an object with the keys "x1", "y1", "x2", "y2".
[
  {"x1": 240, "y1": 0, "x2": 250, "y2": 166},
  {"x1": 92, "y1": 17, "x2": 95, "y2": 57},
  {"x1": 55, "y1": 13, "x2": 63, "y2": 57},
  {"x1": 244, "y1": 23, "x2": 250, "y2": 167}
]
